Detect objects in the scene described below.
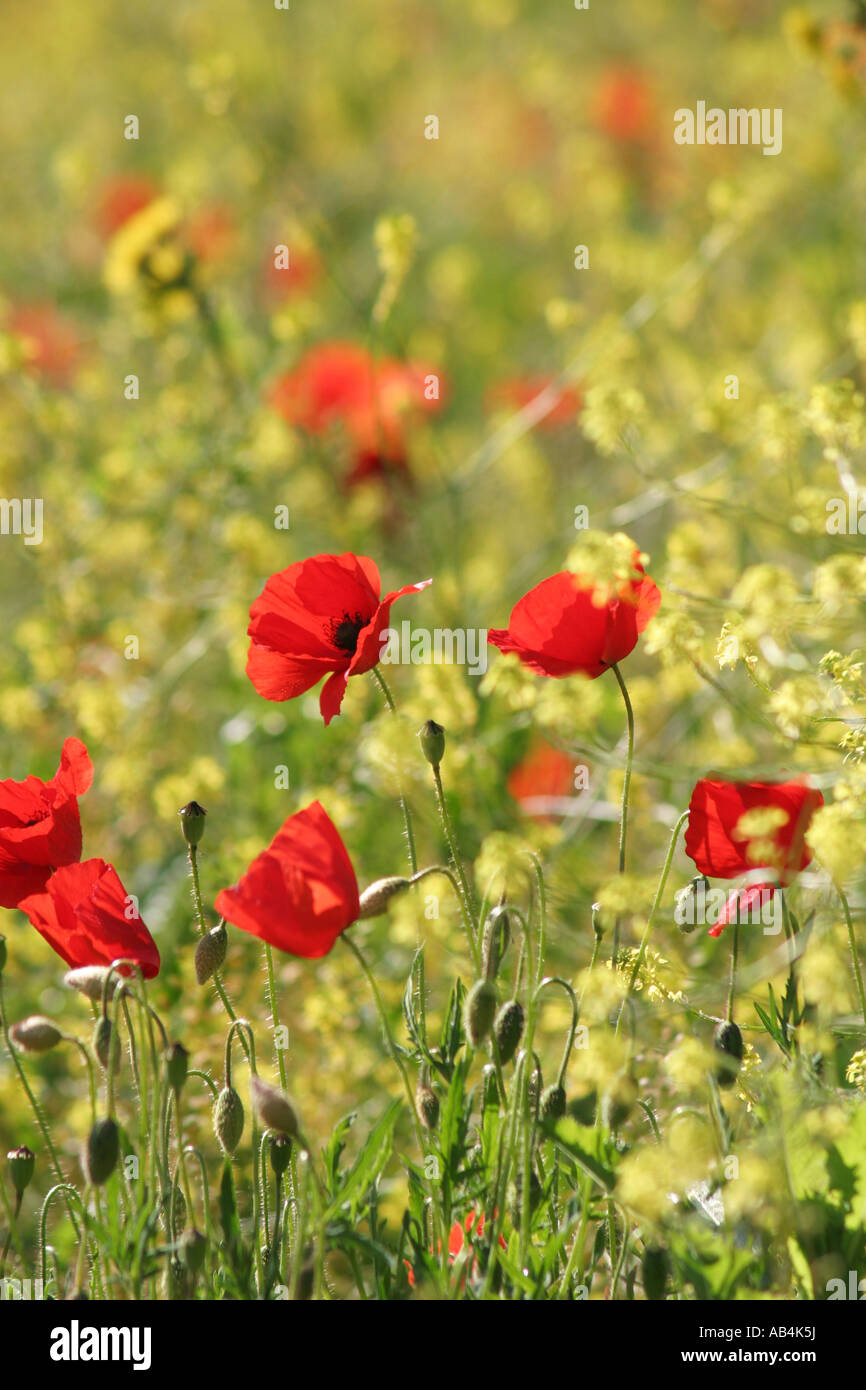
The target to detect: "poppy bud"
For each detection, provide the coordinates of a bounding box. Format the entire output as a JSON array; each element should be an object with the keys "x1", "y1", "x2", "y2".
[
  {"x1": 194, "y1": 922, "x2": 228, "y2": 985},
  {"x1": 540, "y1": 1083, "x2": 567, "y2": 1122},
  {"x1": 180, "y1": 1228, "x2": 207, "y2": 1274},
  {"x1": 418, "y1": 719, "x2": 446, "y2": 769},
  {"x1": 92, "y1": 1017, "x2": 118, "y2": 1071},
  {"x1": 482, "y1": 903, "x2": 511, "y2": 980},
  {"x1": 84, "y1": 1117, "x2": 120, "y2": 1185},
  {"x1": 269, "y1": 1133, "x2": 293, "y2": 1176},
  {"x1": 10, "y1": 1015, "x2": 63, "y2": 1053},
  {"x1": 358, "y1": 876, "x2": 412, "y2": 919},
  {"x1": 641, "y1": 1246, "x2": 669, "y2": 1301},
  {"x1": 714, "y1": 1020, "x2": 744, "y2": 1088},
  {"x1": 464, "y1": 979, "x2": 497, "y2": 1046},
  {"x1": 64, "y1": 966, "x2": 124, "y2": 1002},
  {"x1": 251, "y1": 1075, "x2": 298, "y2": 1137},
  {"x1": 7, "y1": 1145, "x2": 35, "y2": 1195},
  {"x1": 0, "y1": 933, "x2": 6, "y2": 974},
  {"x1": 166, "y1": 1042, "x2": 189, "y2": 1094},
  {"x1": 416, "y1": 1083, "x2": 439, "y2": 1129},
  {"x1": 481, "y1": 1063, "x2": 500, "y2": 1110},
  {"x1": 214, "y1": 1086, "x2": 245, "y2": 1155},
  {"x1": 676, "y1": 875, "x2": 709, "y2": 935},
  {"x1": 494, "y1": 1000, "x2": 525, "y2": 1065},
  {"x1": 179, "y1": 800, "x2": 207, "y2": 848}
]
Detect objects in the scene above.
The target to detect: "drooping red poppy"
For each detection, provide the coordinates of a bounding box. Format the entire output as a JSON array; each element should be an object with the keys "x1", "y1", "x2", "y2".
[
  {"x1": 488, "y1": 556, "x2": 660, "y2": 680},
  {"x1": 246, "y1": 552, "x2": 432, "y2": 725},
  {"x1": 592, "y1": 66, "x2": 656, "y2": 144},
  {"x1": 486, "y1": 376, "x2": 582, "y2": 429},
  {"x1": 0, "y1": 739, "x2": 93, "y2": 910},
  {"x1": 507, "y1": 739, "x2": 576, "y2": 820},
  {"x1": 267, "y1": 342, "x2": 444, "y2": 488},
  {"x1": 7, "y1": 305, "x2": 82, "y2": 385},
  {"x1": 684, "y1": 778, "x2": 824, "y2": 937},
  {"x1": 214, "y1": 801, "x2": 360, "y2": 958},
  {"x1": 18, "y1": 859, "x2": 160, "y2": 978}
]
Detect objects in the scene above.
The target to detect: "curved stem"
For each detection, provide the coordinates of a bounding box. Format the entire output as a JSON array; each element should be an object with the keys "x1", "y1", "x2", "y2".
[{"x1": 370, "y1": 666, "x2": 417, "y2": 875}]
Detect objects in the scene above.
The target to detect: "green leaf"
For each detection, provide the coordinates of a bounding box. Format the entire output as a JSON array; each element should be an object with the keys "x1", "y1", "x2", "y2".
[
  {"x1": 324, "y1": 1098, "x2": 402, "y2": 1221},
  {"x1": 549, "y1": 1117, "x2": 616, "y2": 1193}
]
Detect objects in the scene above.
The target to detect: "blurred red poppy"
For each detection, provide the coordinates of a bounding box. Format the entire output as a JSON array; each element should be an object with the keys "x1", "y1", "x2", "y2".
[
  {"x1": 486, "y1": 376, "x2": 582, "y2": 428},
  {"x1": 507, "y1": 739, "x2": 576, "y2": 819},
  {"x1": 19, "y1": 859, "x2": 160, "y2": 978},
  {"x1": 0, "y1": 739, "x2": 93, "y2": 910},
  {"x1": 406, "y1": 1211, "x2": 506, "y2": 1288},
  {"x1": 592, "y1": 66, "x2": 656, "y2": 144},
  {"x1": 215, "y1": 801, "x2": 360, "y2": 958},
  {"x1": 684, "y1": 778, "x2": 824, "y2": 937},
  {"x1": 268, "y1": 342, "x2": 444, "y2": 487},
  {"x1": 7, "y1": 305, "x2": 82, "y2": 385},
  {"x1": 246, "y1": 551, "x2": 431, "y2": 724},
  {"x1": 263, "y1": 243, "x2": 322, "y2": 302},
  {"x1": 488, "y1": 556, "x2": 659, "y2": 679},
  {"x1": 93, "y1": 174, "x2": 159, "y2": 238}
]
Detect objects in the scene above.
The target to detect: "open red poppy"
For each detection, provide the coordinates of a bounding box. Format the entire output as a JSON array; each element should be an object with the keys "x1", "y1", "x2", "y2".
[
  {"x1": 488, "y1": 558, "x2": 659, "y2": 679},
  {"x1": 18, "y1": 859, "x2": 160, "y2": 978},
  {"x1": 684, "y1": 778, "x2": 824, "y2": 937},
  {"x1": 0, "y1": 738, "x2": 93, "y2": 909},
  {"x1": 215, "y1": 801, "x2": 360, "y2": 958},
  {"x1": 246, "y1": 551, "x2": 431, "y2": 724}
]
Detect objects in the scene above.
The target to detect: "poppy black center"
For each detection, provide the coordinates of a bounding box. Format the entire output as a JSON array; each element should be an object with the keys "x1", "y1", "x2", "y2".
[{"x1": 329, "y1": 610, "x2": 366, "y2": 654}]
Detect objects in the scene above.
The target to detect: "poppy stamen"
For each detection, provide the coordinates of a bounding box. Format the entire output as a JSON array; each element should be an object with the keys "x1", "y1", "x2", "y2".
[{"x1": 329, "y1": 610, "x2": 366, "y2": 653}]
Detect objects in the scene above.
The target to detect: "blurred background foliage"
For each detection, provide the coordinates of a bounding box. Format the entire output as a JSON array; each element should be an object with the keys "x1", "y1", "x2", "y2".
[{"x1": 1, "y1": 0, "x2": 866, "y2": 1254}]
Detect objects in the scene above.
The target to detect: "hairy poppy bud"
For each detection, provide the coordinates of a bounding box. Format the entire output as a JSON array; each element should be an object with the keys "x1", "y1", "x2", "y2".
[
  {"x1": 464, "y1": 979, "x2": 497, "y2": 1046},
  {"x1": 10, "y1": 1015, "x2": 63, "y2": 1053},
  {"x1": 358, "y1": 876, "x2": 412, "y2": 919},
  {"x1": 92, "y1": 1017, "x2": 118, "y2": 1071},
  {"x1": 494, "y1": 1000, "x2": 525, "y2": 1065},
  {"x1": 418, "y1": 719, "x2": 446, "y2": 769},
  {"x1": 166, "y1": 1042, "x2": 189, "y2": 1094},
  {"x1": 214, "y1": 1086, "x2": 245, "y2": 1155},
  {"x1": 676, "y1": 875, "x2": 709, "y2": 935},
  {"x1": 251, "y1": 1075, "x2": 298, "y2": 1137},
  {"x1": 714, "y1": 1020, "x2": 744, "y2": 1088},
  {"x1": 269, "y1": 1133, "x2": 293, "y2": 1176},
  {"x1": 179, "y1": 800, "x2": 207, "y2": 848},
  {"x1": 482, "y1": 903, "x2": 511, "y2": 979},
  {"x1": 7, "y1": 1145, "x2": 35, "y2": 1195},
  {"x1": 416, "y1": 1083, "x2": 439, "y2": 1129},
  {"x1": 540, "y1": 1083, "x2": 567, "y2": 1122},
  {"x1": 180, "y1": 1228, "x2": 207, "y2": 1274},
  {"x1": 0, "y1": 934, "x2": 6, "y2": 974},
  {"x1": 85, "y1": 1117, "x2": 120, "y2": 1185},
  {"x1": 64, "y1": 966, "x2": 123, "y2": 1002},
  {"x1": 194, "y1": 922, "x2": 228, "y2": 985},
  {"x1": 641, "y1": 1246, "x2": 669, "y2": 1301}
]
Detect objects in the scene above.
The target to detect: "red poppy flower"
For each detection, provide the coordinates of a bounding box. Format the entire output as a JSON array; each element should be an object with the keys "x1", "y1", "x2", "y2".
[
  {"x1": 406, "y1": 1211, "x2": 506, "y2": 1288},
  {"x1": 507, "y1": 739, "x2": 576, "y2": 819},
  {"x1": 263, "y1": 244, "x2": 322, "y2": 302},
  {"x1": 592, "y1": 66, "x2": 656, "y2": 144},
  {"x1": 268, "y1": 342, "x2": 444, "y2": 488},
  {"x1": 488, "y1": 557, "x2": 660, "y2": 680},
  {"x1": 486, "y1": 376, "x2": 582, "y2": 429},
  {"x1": 708, "y1": 883, "x2": 780, "y2": 939},
  {"x1": 214, "y1": 801, "x2": 360, "y2": 958},
  {"x1": 0, "y1": 739, "x2": 93, "y2": 910},
  {"x1": 18, "y1": 859, "x2": 160, "y2": 978},
  {"x1": 685, "y1": 778, "x2": 824, "y2": 937},
  {"x1": 7, "y1": 305, "x2": 82, "y2": 385},
  {"x1": 93, "y1": 175, "x2": 159, "y2": 238},
  {"x1": 246, "y1": 552, "x2": 432, "y2": 724}
]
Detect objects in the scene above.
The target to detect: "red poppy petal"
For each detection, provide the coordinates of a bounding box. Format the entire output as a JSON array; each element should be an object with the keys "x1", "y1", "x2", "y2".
[
  {"x1": 52, "y1": 737, "x2": 94, "y2": 798},
  {"x1": 246, "y1": 643, "x2": 338, "y2": 703},
  {"x1": 319, "y1": 670, "x2": 349, "y2": 726}
]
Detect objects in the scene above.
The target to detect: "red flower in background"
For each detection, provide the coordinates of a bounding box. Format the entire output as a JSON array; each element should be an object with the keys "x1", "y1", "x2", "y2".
[
  {"x1": 507, "y1": 739, "x2": 576, "y2": 820},
  {"x1": 19, "y1": 859, "x2": 160, "y2": 978},
  {"x1": 592, "y1": 66, "x2": 656, "y2": 144},
  {"x1": 246, "y1": 552, "x2": 431, "y2": 724},
  {"x1": 93, "y1": 174, "x2": 159, "y2": 238},
  {"x1": 268, "y1": 342, "x2": 444, "y2": 488},
  {"x1": 488, "y1": 555, "x2": 660, "y2": 680},
  {"x1": 406, "y1": 1212, "x2": 506, "y2": 1288},
  {"x1": 0, "y1": 739, "x2": 93, "y2": 909},
  {"x1": 215, "y1": 801, "x2": 360, "y2": 958},
  {"x1": 684, "y1": 778, "x2": 824, "y2": 937},
  {"x1": 263, "y1": 243, "x2": 322, "y2": 302},
  {"x1": 486, "y1": 376, "x2": 582, "y2": 429},
  {"x1": 7, "y1": 305, "x2": 82, "y2": 385}
]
